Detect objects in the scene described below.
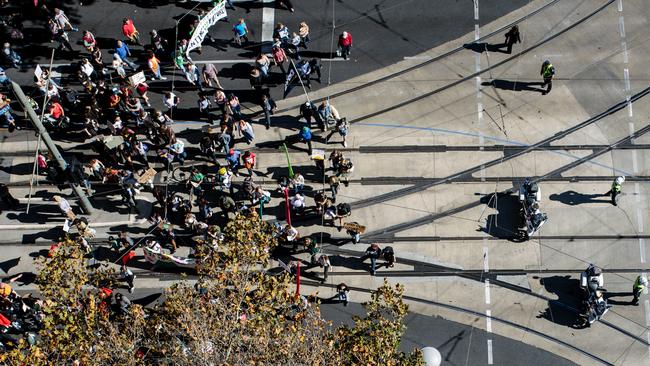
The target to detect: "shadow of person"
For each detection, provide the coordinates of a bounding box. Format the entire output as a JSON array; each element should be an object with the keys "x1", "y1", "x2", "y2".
[
  {"x1": 536, "y1": 275, "x2": 584, "y2": 328},
  {"x1": 604, "y1": 291, "x2": 635, "y2": 305},
  {"x1": 478, "y1": 192, "x2": 521, "y2": 241},
  {"x1": 482, "y1": 79, "x2": 546, "y2": 94},
  {"x1": 549, "y1": 191, "x2": 610, "y2": 206},
  {"x1": 463, "y1": 42, "x2": 508, "y2": 53}
]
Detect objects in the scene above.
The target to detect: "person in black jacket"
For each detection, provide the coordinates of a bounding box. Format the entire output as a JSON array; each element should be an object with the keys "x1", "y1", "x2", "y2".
[
  {"x1": 504, "y1": 25, "x2": 521, "y2": 54},
  {"x1": 0, "y1": 183, "x2": 18, "y2": 212}
]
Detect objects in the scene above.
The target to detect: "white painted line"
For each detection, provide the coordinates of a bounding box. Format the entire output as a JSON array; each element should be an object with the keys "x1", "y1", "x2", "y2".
[
  {"x1": 639, "y1": 239, "x2": 646, "y2": 264},
  {"x1": 475, "y1": 53, "x2": 481, "y2": 73},
  {"x1": 618, "y1": 0, "x2": 623, "y2": 12},
  {"x1": 647, "y1": 332, "x2": 650, "y2": 361},
  {"x1": 485, "y1": 279, "x2": 491, "y2": 304},
  {"x1": 619, "y1": 16, "x2": 626, "y2": 38},
  {"x1": 403, "y1": 56, "x2": 432, "y2": 60},
  {"x1": 624, "y1": 68, "x2": 631, "y2": 92},
  {"x1": 486, "y1": 309, "x2": 492, "y2": 332},
  {"x1": 637, "y1": 208, "x2": 644, "y2": 233},
  {"x1": 632, "y1": 150, "x2": 639, "y2": 174},
  {"x1": 644, "y1": 300, "x2": 650, "y2": 326},
  {"x1": 629, "y1": 122, "x2": 636, "y2": 139},
  {"x1": 621, "y1": 41, "x2": 628, "y2": 64},
  {"x1": 477, "y1": 103, "x2": 484, "y2": 120},
  {"x1": 635, "y1": 183, "x2": 641, "y2": 203},
  {"x1": 476, "y1": 76, "x2": 482, "y2": 91},
  {"x1": 480, "y1": 165, "x2": 486, "y2": 181},
  {"x1": 261, "y1": 0, "x2": 275, "y2": 42},
  {"x1": 483, "y1": 245, "x2": 489, "y2": 272},
  {"x1": 628, "y1": 98, "x2": 634, "y2": 118},
  {"x1": 487, "y1": 339, "x2": 494, "y2": 365},
  {"x1": 474, "y1": 24, "x2": 480, "y2": 41},
  {"x1": 474, "y1": 0, "x2": 479, "y2": 21},
  {"x1": 644, "y1": 272, "x2": 648, "y2": 294}
]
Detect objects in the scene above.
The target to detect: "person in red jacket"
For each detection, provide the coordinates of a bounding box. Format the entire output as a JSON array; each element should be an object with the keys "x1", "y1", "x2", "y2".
[
  {"x1": 122, "y1": 18, "x2": 142, "y2": 45},
  {"x1": 338, "y1": 31, "x2": 352, "y2": 60}
]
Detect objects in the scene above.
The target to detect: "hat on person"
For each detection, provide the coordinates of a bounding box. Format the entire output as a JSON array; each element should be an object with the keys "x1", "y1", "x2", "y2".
[
  {"x1": 53, "y1": 195, "x2": 62, "y2": 202},
  {"x1": 218, "y1": 167, "x2": 227, "y2": 175},
  {"x1": 229, "y1": 149, "x2": 235, "y2": 155}
]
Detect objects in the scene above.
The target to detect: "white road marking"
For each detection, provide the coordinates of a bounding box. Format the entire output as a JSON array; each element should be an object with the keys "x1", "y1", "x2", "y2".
[
  {"x1": 619, "y1": 16, "x2": 626, "y2": 38},
  {"x1": 645, "y1": 300, "x2": 650, "y2": 326},
  {"x1": 403, "y1": 56, "x2": 432, "y2": 60},
  {"x1": 629, "y1": 122, "x2": 636, "y2": 139},
  {"x1": 485, "y1": 279, "x2": 491, "y2": 304},
  {"x1": 628, "y1": 96, "x2": 634, "y2": 117},
  {"x1": 483, "y1": 245, "x2": 489, "y2": 272},
  {"x1": 474, "y1": 0, "x2": 479, "y2": 20},
  {"x1": 632, "y1": 150, "x2": 639, "y2": 173},
  {"x1": 621, "y1": 41, "x2": 628, "y2": 64},
  {"x1": 487, "y1": 339, "x2": 494, "y2": 365},
  {"x1": 474, "y1": 24, "x2": 480, "y2": 41},
  {"x1": 624, "y1": 68, "x2": 631, "y2": 92},
  {"x1": 261, "y1": 0, "x2": 275, "y2": 42},
  {"x1": 618, "y1": 0, "x2": 623, "y2": 12},
  {"x1": 639, "y1": 239, "x2": 646, "y2": 264},
  {"x1": 486, "y1": 309, "x2": 492, "y2": 332}
]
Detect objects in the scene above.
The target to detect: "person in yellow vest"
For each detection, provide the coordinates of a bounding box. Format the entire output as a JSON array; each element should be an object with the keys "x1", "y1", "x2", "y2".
[
  {"x1": 632, "y1": 275, "x2": 647, "y2": 305},
  {"x1": 607, "y1": 176, "x2": 625, "y2": 206},
  {"x1": 540, "y1": 60, "x2": 555, "y2": 95},
  {"x1": 147, "y1": 51, "x2": 166, "y2": 80}
]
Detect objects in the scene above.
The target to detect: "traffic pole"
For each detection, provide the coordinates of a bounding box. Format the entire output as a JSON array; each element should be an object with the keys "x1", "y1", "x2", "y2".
[{"x1": 11, "y1": 81, "x2": 94, "y2": 214}]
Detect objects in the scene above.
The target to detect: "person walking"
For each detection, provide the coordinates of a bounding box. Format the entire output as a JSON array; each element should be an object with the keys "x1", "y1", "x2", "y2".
[
  {"x1": 202, "y1": 62, "x2": 222, "y2": 89},
  {"x1": 147, "y1": 52, "x2": 166, "y2": 80},
  {"x1": 238, "y1": 119, "x2": 255, "y2": 145},
  {"x1": 184, "y1": 62, "x2": 203, "y2": 91},
  {"x1": 608, "y1": 176, "x2": 625, "y2": 206},
  {"x1": 120, "y1": 265, "x2": 136, "y2": 293},
  {"x1": 197, "y1": 94, "x2": 212, "y2": 122},
  {"x1": 328, "y1": 175, "x2": 340, "y2": 203},
  {"x1": 0, "y1": 183, "x2": 19, "y2": 212},
  {"x1": 261, "y1": 94, "x2": 277, "y2": 129},
  {"x1": 632, "y1": 275, "x2": 647, "y2": 305},
  {"x1": 382, "y1": 246, "x2": 395, "y2": 268},
  {"x1": 338, "y1": 31, "x2": 353, "y2": 60},
  {"x1": 242, "y1": 150, "x2": 256, "y2": 176},
  {"x1": 336, "y1": 283, "x2": 350, "y2": 306},
  {"x1": 503, "y1": 25, "x2": 521, "y2": 54},
  {"x1": 82, "y1": 30, "x2": 97, "y2": 52},
  {"x1": 291, "y1": 172, "x2": 305, "y2": 194},
  {"x1": 163, "y1": 91, "x2": 179, "y2": 112},
  {"x1": 233, "y1": 18, "x2": 249, "y2": 46},
  {"x1": 122, "y1": 18, "x2": 142, "y2": 45},
  {"x1": 298, "y1": 21, "x2": 310, "y2": 48},
  {"x1": 115, "y1": 40, "x2": 137, "y2": 70},
  {"x1": 540, "y1": 59, "x2": 555, "y2": 95},
  {"x1": 317, "y1": 254, "x2": 331, "y2": 281},
  {"x1": 53, "y1": 8, "x2": 78, "y2": 32},
  {"x1": 298, "y1": 126, "x2": 313, "y2": 155},
  {"x1": 361, "y1": 243, "x2": 382, "y2": 275}
]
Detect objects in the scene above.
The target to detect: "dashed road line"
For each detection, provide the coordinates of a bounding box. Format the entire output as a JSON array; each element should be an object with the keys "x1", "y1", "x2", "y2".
[
  {"x1": 486, "y1": 309, "x2": 492, "y2": 332},
  {"x1": 487, "y1": 339, "x2": 494, "y2": 364}
]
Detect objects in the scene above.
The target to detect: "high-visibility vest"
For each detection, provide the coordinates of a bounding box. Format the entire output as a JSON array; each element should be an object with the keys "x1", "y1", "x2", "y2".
[
  {"x1": 543, "y1": 63, "x2": 555, "y2": 78},
  {"x1": 612, "y1": 181, "x2": 622, "y2": 193},
  {"x1": 148, "y1": 56, "x2": 159, "y2": 73},
  {"x1": 634, "y1": 276, "x2": 646, "y2": 291}
]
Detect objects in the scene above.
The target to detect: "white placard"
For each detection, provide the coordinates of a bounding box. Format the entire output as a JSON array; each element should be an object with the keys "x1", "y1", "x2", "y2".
[
  {"x1": 34, "y1": 65, "x2": 43, "y2": 79},
  {"x1": 129, "y1": 71, "x2": 146, "y2": 86}
]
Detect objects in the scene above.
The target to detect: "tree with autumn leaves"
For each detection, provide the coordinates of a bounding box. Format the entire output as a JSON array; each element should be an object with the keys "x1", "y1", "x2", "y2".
[{"x1": 2, "y1": 214, "x2": 422, "y2": 365}]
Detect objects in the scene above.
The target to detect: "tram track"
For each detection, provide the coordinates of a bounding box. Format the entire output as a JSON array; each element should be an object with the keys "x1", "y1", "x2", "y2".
[
  {"x1": 272, "y1": 0, "x2": 566, "y2": 115},
  {"x1": 350, "y1": 87, "x2": 650, "y2": 211}
]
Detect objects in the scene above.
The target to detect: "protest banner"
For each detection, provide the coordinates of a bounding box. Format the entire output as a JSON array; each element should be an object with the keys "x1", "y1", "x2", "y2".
[{"x1": 186, "y1": 0, "x2": 227, "y2": 56}]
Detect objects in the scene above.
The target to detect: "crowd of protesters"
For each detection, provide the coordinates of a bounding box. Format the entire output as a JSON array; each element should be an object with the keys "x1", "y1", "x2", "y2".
[{"x1": 0, "y1": 0, "x2": 390, "y2": 347}]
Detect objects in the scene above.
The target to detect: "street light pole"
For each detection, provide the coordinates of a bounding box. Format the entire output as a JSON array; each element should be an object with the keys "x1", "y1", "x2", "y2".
[{"x1": 11, "y1": 81, "x2": 94, "y2": 214}]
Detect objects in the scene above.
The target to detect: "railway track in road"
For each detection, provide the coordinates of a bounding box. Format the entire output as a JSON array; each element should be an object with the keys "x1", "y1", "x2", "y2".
[{"x1": 272, "y1": 0, "x2": 568, "y2": 114}]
